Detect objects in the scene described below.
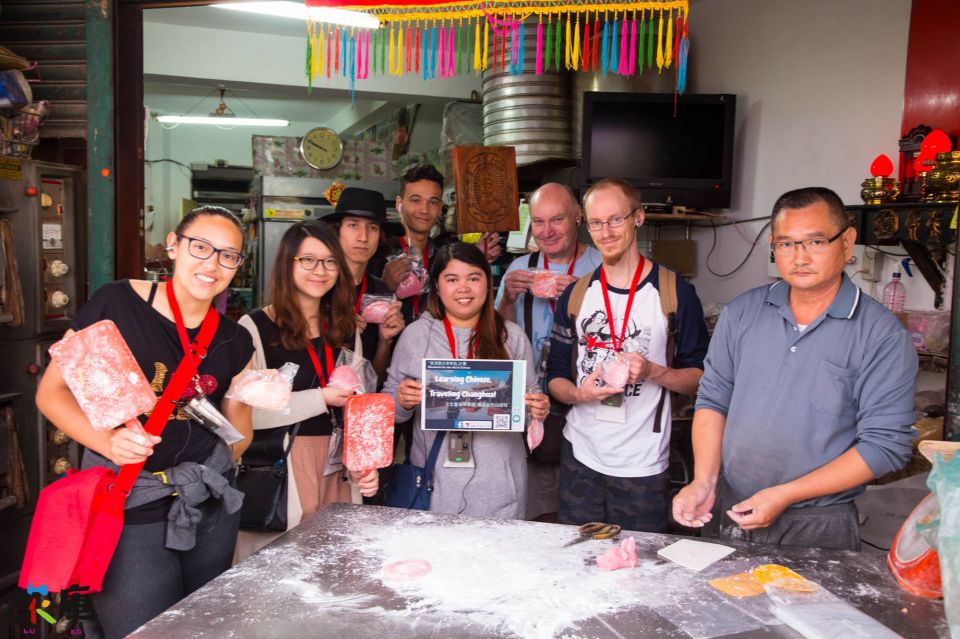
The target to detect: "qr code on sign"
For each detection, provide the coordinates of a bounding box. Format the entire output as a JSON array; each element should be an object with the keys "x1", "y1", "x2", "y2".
[{"x1": 493, "y1": 414, "x2": 510, "y2": 430}]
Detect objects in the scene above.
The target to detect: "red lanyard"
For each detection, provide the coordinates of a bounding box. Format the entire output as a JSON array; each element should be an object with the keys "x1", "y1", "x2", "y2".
[
  {"x1": 305, "y1": 339, "x2": 334, "y2": 387},
  {"x1": 355, "y1": 274, "x2": 367, "y2": 314},
  {"x1": 442, "y1": 316, "x2": 475, "y2": 359},
  {"x1": 400, "y1": 236, "x2": 429, "y2": 316},
  {"x1": 165, "y1": 281, "x2": 220, "y2": 367},
  {"x1": 542, "y1": 243, "x2": 579, "y2": 314},
  {"x1": 598, "y1": 256, "x2": 645, "y2": 352}
]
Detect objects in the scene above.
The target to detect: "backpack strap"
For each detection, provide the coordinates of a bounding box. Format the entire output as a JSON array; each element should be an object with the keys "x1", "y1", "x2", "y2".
[
  {"x1": 565, "y1": 271, "x2": 595, "y2": 378},
  {"x1": 522, "y1": 251, "x2": 540, "y2": 343},
  {"x1": 653, "y1": 265, "x2": 678, "y2": 434}
]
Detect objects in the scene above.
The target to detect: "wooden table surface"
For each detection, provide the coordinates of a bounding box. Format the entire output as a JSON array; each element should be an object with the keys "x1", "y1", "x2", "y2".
[{"x1": 131, "y1": 504, "x2": 948, "y2": 639}]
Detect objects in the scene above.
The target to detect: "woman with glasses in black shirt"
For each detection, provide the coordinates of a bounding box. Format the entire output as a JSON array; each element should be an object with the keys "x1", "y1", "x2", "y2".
[{"x1": 37, "y1": 206, "x2": 256, "y2": 638}]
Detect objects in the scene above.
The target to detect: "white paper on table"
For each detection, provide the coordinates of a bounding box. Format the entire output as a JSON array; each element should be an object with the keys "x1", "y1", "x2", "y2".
[
  {"x1": 657, "y1": 539, "x2": 735, "y2": 571},
  {"x1": 771, "y1": 602, "x2": 904, "y2": 639}
]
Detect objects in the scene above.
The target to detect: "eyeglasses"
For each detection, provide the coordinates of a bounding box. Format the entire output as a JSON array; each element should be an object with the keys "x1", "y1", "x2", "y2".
[
  {"x1": 177, "y1": 234, "x2": 244, "y2": 269},
  {"x1": 770, "y1": 228, "x2": 846, "y2": 255},
  {"x1": 294, "y1": 255, "x2": 339, "y2": 271},
  {"x1": 585, "y1": 211, "x2": 636, "y2": 232}
]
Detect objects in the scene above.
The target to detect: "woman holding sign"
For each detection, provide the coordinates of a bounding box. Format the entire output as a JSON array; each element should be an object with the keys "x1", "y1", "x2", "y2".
[
  {"x1": 35, "y1": 206, "x2": 255, "y2": 638},
  {"x1": 383, "y1": 242, "x2": 549, "y2": 519}
]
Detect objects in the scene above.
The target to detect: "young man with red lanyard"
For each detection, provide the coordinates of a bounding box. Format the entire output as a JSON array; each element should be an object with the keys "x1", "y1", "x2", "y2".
[
  {"x1": 324, "y1": 187, "x2": 405, "y2": 384},
  {"x1": 546, "y1": 179, "x2": 709, "y2": 533},
  {"x1": 495, "y1": 183, "x2": 601, "y2": 521},
  {"x1": 379, "y1": 162, "x2": 502, "y2": 325}
]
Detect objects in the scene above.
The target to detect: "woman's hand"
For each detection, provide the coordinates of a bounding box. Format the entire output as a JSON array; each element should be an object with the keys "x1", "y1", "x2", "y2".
[
  {"x1": 108, "y1": 420, "x2": 161, "y2": 466},
  {"x1": 378, "y1": 300, "x2": 405, "y2": 341},
  {"x1": 524, "y1": 392, "x2": 550, "y2": 421},
  {"x1": 322, "y1": 386, "x2": 354, "y2": 408},
  {"x1": 349, "y1": 469, "x2": 379, "y2": 497},
  {"x1": 397, "y1": 378, "x2": 422, "y2": 410}
]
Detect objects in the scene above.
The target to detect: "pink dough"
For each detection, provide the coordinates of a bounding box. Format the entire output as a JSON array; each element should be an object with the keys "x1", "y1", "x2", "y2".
[
  {"x1": 328, "y1": 365, "x2": 362, "y2": 393},
  {"x1": 49, "y1": 320, "x2": 156, "y2": 431},
  {"x1": 530, "y1": 271, "x2": 559, "y2": 299},
  {"x1": 527, "y1": 418, "x2": 544, "y2": 451},
  {"x1": 343, "y1": 393, "x2": 395, "y2": 471},
  {"x1": 596, "y1": 536, "x2": 638, "y2": 571},
  {"x1": 361, "y1": 300, "x2": 392, "y2": 323},
  {"x1": 394, "y1": 271, "x2": 424, "y2": 299},
  {"x1": 231, "y1": 369, "x2": 293, "y2": 410},
  {"x1": 600, "y1": 356, "x2": 630, "y2": 388},
  {"x1": 382, "y1": 559, "x2": 432, "y2": 581}
]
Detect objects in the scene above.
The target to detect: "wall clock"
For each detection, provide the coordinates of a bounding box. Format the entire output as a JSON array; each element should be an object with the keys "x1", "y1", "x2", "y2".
[{"x1": 299, "y1": 127, "x2": 343, "y2": 170}]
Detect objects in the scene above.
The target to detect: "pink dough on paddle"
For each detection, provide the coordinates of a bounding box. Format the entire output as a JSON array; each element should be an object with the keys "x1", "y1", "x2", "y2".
[
  {"x1": 361, "y1": 300, "x2": 392, "y2": 324},
  {"x1": 230, "y1": 369, "x2": 293, "y2": 410},
  {"x1": 530, "y1": 271, "x2": 559, "y2": 299},
  {"x1": 328, "y1": 365, "x2": 362, "y2": 393},
  {"x1": 596, "y1": 537, "x2": 638, "y2": 571},
  {"x1": 343, "y1": 393, "x2": 395, "y2": 471},
  {"x1": 382, "y1": 559, "x2": 432, "y2": 581},
  {"x1": 394, "y1": 271, "x2": 424, "y2": 299},
  {"x1": 600, "y1": 356, "x2": 630, "y2": 388},
  {"x1": 49, "y1": 320, "x2": 156, "y2": 431}
]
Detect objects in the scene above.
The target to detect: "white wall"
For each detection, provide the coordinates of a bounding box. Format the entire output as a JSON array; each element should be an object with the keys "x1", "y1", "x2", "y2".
[
  {"x1": 678, "y1": 0, "x2": 946, "y2": 310},
  {"x1": 144, "y1": 105, "x2": 446, "y2": 245}
]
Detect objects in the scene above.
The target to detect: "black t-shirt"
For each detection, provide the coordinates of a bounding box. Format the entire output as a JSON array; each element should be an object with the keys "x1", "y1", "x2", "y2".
[
  {"x1": 72, "y1": 280, "x2": 254, "y2": 522},
  {"x1": 358, "y1": 273, "x2": 392, "y2": 365},
  {"x1": 246, "y1": 309, "x2": 341, "y2": 436}
]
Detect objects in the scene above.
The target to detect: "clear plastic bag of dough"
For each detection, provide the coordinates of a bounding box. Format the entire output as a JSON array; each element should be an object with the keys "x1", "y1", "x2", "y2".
[{"x1": 225, "y1": 362, "x2": 298, "y2": 411}]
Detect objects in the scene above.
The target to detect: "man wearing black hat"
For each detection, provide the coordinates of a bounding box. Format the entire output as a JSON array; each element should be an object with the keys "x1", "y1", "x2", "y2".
[{"x1": 325, "y1": 187, "x2": 405, "y2": 384}]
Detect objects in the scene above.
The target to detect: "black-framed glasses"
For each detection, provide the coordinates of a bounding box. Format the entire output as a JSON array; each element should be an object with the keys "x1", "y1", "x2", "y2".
[
  {"x1": 770, "y1": 228, "x2": 846, "y2": 255},
  {"x1": 585, "y1": 211, "x2": 636, "y2": 232},
  {"x1": 294, "y1": 255, "x2": 339, "y2": 271},
  {"x1": 177, "y1": 234, "x2": 245, "y2": 269}
]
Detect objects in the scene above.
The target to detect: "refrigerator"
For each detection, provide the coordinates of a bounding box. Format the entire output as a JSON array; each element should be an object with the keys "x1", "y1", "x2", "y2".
[{"x1": 253, "y1": 176, "x2": 399, "y2": 306}]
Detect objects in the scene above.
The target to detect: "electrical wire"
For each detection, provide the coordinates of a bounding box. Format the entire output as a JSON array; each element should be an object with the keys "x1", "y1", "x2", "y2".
[
  {"x1": 145, "y1": 158, "x2": 194, "y2": 174},
  {"x1": 705, "y1": 220, "x2": 770, "y2": 278}
]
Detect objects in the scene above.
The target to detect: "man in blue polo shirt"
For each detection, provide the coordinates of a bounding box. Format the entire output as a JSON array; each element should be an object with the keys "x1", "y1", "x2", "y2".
[{"x1": 673, "y1": 187, "x2": 917, "y2": 550}]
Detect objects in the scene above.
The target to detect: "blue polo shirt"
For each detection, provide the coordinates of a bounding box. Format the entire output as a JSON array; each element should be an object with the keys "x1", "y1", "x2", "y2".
[{"x1": 696, "y1": 275, "x2": 917, "y2": 507}]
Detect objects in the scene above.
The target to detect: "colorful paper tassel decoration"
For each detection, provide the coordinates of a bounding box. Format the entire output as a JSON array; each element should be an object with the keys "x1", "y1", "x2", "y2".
[
  {"x1": 535, "y1": 19, "x2": 543, "y2": 74},
  {"x1": 677, "y1": 15, "x2": 689, "y2": 94},
  {"x1": 600, "y1": 18, "x2": 609, "y2": 77},
  {"x1": 610, "y1": 17, "x2": 620, "y2": 74},
  {"x1": 664, "y1": 9, "x2": 673, "y2": 69},
  {"x1": 302, "y1": 2, "x2": 690, "y2": 89},
  {"x1": 656, "y1": 10, "x2": 664, "y2": 71}
]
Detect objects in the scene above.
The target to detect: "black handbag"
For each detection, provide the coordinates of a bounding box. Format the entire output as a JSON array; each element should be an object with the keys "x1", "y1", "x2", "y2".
[
  {"x1": 383, "y1": 431, "x2": 446, "y2": 510},
  {"x1": 236, "y1": 423, "x2": 300, "y2": 532}
]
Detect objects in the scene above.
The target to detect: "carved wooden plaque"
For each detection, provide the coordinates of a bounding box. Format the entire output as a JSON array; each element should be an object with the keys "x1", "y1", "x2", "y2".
[{"x1": 452, "y1": 145, "x2": 519, "y2": 234}]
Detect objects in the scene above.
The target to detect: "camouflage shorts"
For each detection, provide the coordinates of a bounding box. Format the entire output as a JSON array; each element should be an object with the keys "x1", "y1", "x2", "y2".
[{"x1": 557, "y1": 439, "x2": 670, "y2": 533}]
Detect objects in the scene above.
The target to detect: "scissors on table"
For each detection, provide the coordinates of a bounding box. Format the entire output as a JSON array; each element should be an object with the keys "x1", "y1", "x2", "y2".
[{"x1": 562, "y1": 522, "x2": 622, "y2": 547}]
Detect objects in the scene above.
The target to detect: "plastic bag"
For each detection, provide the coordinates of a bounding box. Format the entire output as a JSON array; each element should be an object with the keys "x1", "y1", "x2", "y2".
[
  {"x1": 389, "y1": 249, "x2": 428, "y2": 300},
  {"x1": 360, "y1": 294, "x2": 395, "y2": 324},
  {"x1": 328, "y1": 365, "x2": 362, "y2": 393},
  {"x1": 530, "y1": 270, "x2": 561, "y2": 299},
  {"x1": 928, "y1": 453, "x2": 960, "y2": 637},
  {"x1": 226, "y1": 362, "x2": 298, "y2": 411},
  {"x1": 335, "y1": 344, "x2": 377, "y2": 395},
  {"x1": 599, "y1": 354, "x2": 630, "y2": 388}
]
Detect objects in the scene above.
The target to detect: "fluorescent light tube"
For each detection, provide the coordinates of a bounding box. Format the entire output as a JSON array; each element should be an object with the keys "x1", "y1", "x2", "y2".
[
  {"x1": 213, "y1": 1, "x2": 380, "y2": 29},
  {"x1": 156, "y1": 115, "x2": 290, "y2": 126}
]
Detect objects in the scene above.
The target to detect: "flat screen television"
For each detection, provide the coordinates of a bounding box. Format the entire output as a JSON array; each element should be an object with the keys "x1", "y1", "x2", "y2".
[{"x1": 581, "y1": 92, "x2": 737, "y2": 209}]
